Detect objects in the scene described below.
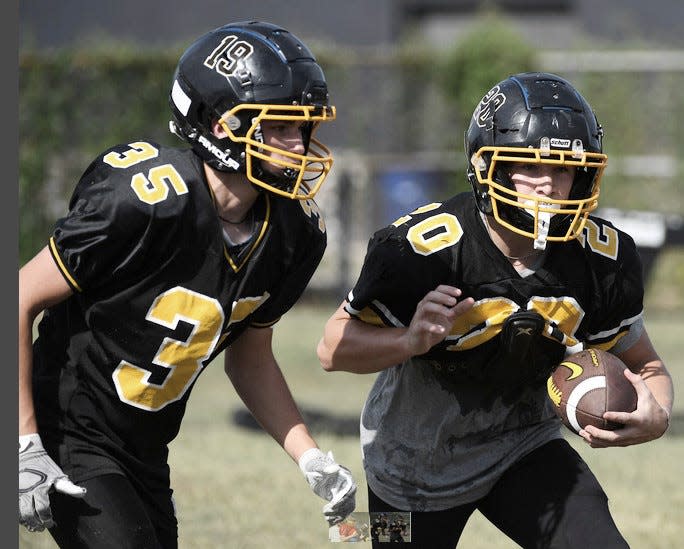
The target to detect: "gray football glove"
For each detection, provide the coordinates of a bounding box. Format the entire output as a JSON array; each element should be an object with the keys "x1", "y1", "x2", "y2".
[
  {"x1": 19, "y1": 434, "x2": 87, "y2": 532},
  {"x1": 299, "y1": 448, "x2": 357, "y2": 526}
]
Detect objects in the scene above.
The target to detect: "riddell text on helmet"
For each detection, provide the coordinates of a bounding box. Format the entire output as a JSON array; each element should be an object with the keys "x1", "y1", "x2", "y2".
[{"x1": 198, "y1": 135, "x2": 240, "y2": 169}]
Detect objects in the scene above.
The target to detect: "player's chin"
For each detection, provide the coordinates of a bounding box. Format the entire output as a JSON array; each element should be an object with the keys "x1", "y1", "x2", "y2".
[
  {"x1": 263, "y1": 160, "x2": 293, "y2": 176},
  {"x1": 262, "y1": 162, "x2": 284, "y2": 175}
]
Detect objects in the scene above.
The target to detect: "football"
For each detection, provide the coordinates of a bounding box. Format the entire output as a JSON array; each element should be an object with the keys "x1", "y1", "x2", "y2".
[{"x1": 547, "y1": 348, "x2": 637, "y2": 434}]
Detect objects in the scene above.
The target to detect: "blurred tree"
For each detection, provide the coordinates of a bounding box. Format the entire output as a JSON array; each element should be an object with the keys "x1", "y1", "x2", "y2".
[{"x1": 436, "y1": 12, "x2": 536, "y2": 131}]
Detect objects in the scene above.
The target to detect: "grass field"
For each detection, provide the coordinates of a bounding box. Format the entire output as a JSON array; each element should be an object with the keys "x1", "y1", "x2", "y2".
[{"x1": 19, "y1": 301, "x2": 683, "y2": 549}]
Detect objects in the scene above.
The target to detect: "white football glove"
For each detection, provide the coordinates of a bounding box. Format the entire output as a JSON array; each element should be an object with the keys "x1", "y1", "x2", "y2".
[
  {"x1": 19, "y1": 433, "x2": 87, "y2": 532},
  {"x1": 299, "y1": 448, "x2": 357, "y2": 526}
]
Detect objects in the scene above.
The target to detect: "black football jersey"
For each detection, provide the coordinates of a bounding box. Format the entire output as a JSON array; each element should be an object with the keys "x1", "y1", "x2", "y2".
[
  {"x1": 346, "y1": 192, "x2": 644, "y2": 389},
  {"x1": 33, "y1": 141, "x2": 326, "y2": 479}
]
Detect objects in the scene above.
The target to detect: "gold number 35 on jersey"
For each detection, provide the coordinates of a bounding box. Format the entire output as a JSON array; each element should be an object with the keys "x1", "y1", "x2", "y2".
[{"x1": 103, "y1": 141, "x2": 189, "y2": 205}]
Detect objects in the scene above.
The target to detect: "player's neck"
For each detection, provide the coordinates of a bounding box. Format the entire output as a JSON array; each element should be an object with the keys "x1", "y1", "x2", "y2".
[
  {"x1": 204, "y1": 165, "x2": 258, "y2": 219},
  {"x1": 481, "y1": 213, "x2": 544, "y2": 269},
  {"x1": 204, "y1": 165, "x2": 260, "y2": 244}
]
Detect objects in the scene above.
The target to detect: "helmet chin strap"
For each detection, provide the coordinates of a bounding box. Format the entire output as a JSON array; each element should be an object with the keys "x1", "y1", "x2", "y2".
[
  {"x1": 534, "y1": 210, "x2": 552, "y2": 250},
  {"x1": 252, "y1": 160, "x2": 298, "y2": 193},
  {"x1": 282, "y1": 167, "x2": 298, "y2": 181},
  {"x1": 521, "y1": 200, "x2": 559, "y2": 251}
]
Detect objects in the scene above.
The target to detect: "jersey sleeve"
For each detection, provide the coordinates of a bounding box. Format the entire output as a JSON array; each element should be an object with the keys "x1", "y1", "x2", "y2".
[
  {"x1": 345, "y1": 227, "x2": 440, "y2": 328},
  {"x1": 251, "y1": 241, "x2": 325, "y2": 328},
  {"x1": 584, "y1": 220, "x2": 646, "y2": 351},
  {"x1": 250, "y1": 212, "x2": 327, "y2": 327},
  {"x1": 345, "y1": 229, "x2": 396, "y2": 322},
  {"x1": 48, "y1": 144, "x2": 168, "y2": 292}
]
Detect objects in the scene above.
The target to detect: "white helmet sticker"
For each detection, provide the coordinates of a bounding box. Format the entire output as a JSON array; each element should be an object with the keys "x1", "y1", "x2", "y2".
[
  {"x1": 475, "y1": 85, "x2": 506, "y2": 128},
  {"x1": 171, "y1": 80, "x2": 191, "y2": 116}
]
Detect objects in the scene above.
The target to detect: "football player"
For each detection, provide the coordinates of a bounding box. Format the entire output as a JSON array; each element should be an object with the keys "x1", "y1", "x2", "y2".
[
  {"x1": 19, "y1": 20, "x2": 356, "y2": 547},
  {"x1": 317, "y1": 72, "x2": 673, "y2": 548}
]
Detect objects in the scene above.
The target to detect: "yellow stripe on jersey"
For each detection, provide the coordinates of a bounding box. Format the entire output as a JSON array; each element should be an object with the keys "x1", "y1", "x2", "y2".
[
  {"x1": 353, "y1": 307, "x2": 386, "y2": 327},
  {"x1": 225, "y1": 194, "x2": 272, "y2": 273},
  {"x1": 252, "y1": 317, "x2": 280, "y2": 328},
  {"x1": 588, "y1": 331, "x2": 627, "y2": 352},
  {"x1": 49, "y1": 236, "x2": 82, "y2": 292}
]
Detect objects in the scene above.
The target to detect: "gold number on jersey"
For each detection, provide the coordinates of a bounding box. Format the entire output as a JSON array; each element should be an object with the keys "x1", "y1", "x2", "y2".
[
  {"x1": 390, "y1": 205, "x2": 462, "y2": 256},
  {"x1": 406, "y1": 213, "x2": 464, "y2": 256},
  {"x1": 529, "y1": 296, "x2": 583, "y2": 348},
  {"x1": 112, "y1": 287, "x2": 224, "y2": 411},
  {"x1": 447, "y1": 298, "x2": 518, "y2": 350},
  {"x1": 577, "y1": 219, "x2": 619, "y2": 260},
  {"x1": 391, "y1": 203, "x2": 442, "y2": 227},
  {"x1": 226, "y1": 293, "x2": 271, "y2": 328},
  {"x1": 445, "y1": 296, "x2": 584, "y2": 350},
  {"x1": 102, "y1": 142, "x2": 188, "y2": 205},
  {"x1": 103, "y1": 141, "x2": 159, "y2": 168},
  {"x1": 299, "y1": 198, "x2": 326, "y2": 233},
  {"x1": 130, "y1": 164, "x2": 189, "y2": 205}
]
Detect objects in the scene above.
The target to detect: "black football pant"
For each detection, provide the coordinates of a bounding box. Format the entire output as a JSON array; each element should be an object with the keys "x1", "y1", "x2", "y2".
[
  {"x1": 368, "y1": 438, "x2": 630, "y2": 549},
  {"x1": 48, "y1": 473, "x2": 177, "y2": 549}
]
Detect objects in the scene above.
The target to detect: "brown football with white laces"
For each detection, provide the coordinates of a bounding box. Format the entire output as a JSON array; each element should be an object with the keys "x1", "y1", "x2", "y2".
[{"x1": 547, "y1": 348, "x2": 637, "y2": 434}]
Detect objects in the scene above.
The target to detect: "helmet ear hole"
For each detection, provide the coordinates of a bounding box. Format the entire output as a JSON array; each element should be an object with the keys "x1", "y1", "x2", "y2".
[
  {"x1": 467, "y1": 170, "x2": 492, "y2": 215},
  {"x1": 569, "y1": 168, "x2": 597, "y2": 201},
  {"x1": 301, "y1": 122, "x2": 314, "y2": 153}
]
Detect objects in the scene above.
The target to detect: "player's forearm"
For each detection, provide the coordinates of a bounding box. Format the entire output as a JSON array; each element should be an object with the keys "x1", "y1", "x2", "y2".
[
  {"x1": 18, "y1": 306, "x2": 38, "y2": 435},
  {"x1": 225, "y1": 351, "x2": 316, "y2": 462},
  {"x1": 251, "y1": 376, "x2": 315, "y2": 463},
  {"x1": 641, "y1": 360, "x2": 674, "y2": 419},
  {"x1": 19, "y1": 247, "x2": 73, "y2": 435},
  {"x1": 317, "y1": 316, "x2": 412, "y2": 374},
  {"x1": 19, "y1": 377, "x2": 38, "y2": 436},
  {"x1": 618, "y1": 329, "x2": 673, "y2": 417}
]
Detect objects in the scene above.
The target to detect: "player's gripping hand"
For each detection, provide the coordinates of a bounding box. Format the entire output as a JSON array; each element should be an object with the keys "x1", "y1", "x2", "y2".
[
  {"x1": 19, "y1": 434, "x2": 87, "y2": 532},
  {"x1": 406, "y1": 285, "x2": 474, "y2": 355},
  {"x1": 299, "y1": 448, "x2": 357, "y2": 526}
]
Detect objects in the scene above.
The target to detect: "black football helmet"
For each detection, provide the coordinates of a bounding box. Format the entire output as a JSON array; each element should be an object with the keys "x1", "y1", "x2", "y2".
[
  {"x1": 169, "y1": 20, "x2": 336, "y2": 200},
  {"x1": 465, "y1": 72, "x2": 608, "y2": 248}
]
